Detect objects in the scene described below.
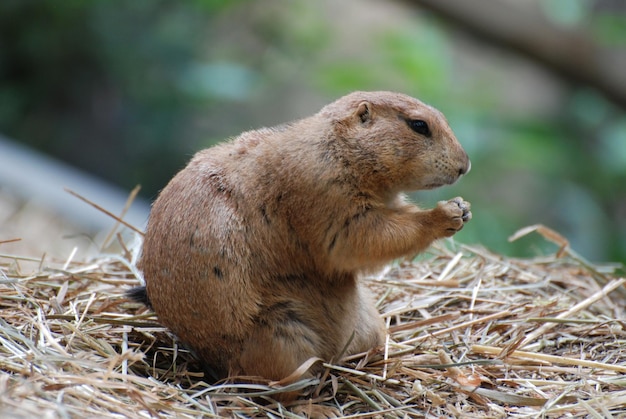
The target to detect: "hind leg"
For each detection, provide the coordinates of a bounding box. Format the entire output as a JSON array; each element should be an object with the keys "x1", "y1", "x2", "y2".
[
  {"x1": 237, "y1": 321, "x2": 322, "y2": 381},
  {"x1": 236, "y1": 285, "x2": 384, "y2": 383},
  {"x1": 235, "y1": 315, "x2": 326, "y2": 403}
]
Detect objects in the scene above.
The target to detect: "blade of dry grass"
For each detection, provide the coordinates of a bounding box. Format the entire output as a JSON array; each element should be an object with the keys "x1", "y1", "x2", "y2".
[
  {"x1": 472, "y1": 344, "x2": 626, "y2": 373},
  {"x1": 64, "y1": 188, "x2": 144, "y2": 236},
  {"x1": 101, "y1": 184, "x2": 142, "y2": 249}
]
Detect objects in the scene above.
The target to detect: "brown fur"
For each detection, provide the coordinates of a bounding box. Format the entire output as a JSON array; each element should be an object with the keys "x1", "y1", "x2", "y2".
[{"x1": 137, "y1": 91, "x2": 471, "y2": 385}]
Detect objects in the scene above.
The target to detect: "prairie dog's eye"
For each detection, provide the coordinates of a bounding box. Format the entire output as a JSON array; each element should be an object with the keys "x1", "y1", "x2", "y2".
[{"x1": 407, "y1": 119, "x2": 431, "y2": 137}]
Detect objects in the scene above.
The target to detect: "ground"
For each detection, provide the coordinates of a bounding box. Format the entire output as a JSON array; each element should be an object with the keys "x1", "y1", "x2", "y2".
[{"x1": 0, "y1": 225, "x2": 625, "y2": 418}]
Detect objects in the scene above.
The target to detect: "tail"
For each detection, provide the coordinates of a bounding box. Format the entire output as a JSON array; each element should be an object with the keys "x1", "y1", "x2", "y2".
[{"x1": 126, "y1": 286, "x2": 152, "y2": 309}]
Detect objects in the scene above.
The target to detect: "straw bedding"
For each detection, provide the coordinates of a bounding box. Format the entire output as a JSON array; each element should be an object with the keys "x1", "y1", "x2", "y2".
[{"x1": 1, "y1": 225, "x2": 625, "y2": 418}]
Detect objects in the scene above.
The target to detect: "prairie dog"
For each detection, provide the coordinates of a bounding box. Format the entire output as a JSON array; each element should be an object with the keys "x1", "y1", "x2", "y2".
[{"x1": 131, "y1": 91, "x2": 471, "y2": 384}]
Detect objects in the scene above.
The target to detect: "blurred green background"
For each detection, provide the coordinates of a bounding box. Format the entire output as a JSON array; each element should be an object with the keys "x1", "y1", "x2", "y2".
[{"x1": 1, "y1": 0, "x2": 625, "y2": 262}]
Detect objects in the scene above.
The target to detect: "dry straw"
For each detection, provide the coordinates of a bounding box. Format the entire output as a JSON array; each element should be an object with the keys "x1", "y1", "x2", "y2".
[{"x1": 1, "y1": 202, "x2": 625, "y2": 417}]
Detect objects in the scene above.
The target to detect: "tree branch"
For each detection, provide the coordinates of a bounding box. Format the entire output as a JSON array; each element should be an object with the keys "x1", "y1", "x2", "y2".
[{"x1": 405, "y1": 0, "x2": 626, "y2": 109}]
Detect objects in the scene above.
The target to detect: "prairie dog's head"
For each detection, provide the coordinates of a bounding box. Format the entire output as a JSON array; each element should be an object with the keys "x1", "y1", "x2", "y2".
[{"x1": 322, "y1": 91, "x2": 470, "y2": 193}]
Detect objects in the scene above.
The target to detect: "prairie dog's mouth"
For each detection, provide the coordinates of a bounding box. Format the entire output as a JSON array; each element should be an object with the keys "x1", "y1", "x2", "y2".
[{"x1": 424, "y1": 174, "x2": 461, "y2": 189}]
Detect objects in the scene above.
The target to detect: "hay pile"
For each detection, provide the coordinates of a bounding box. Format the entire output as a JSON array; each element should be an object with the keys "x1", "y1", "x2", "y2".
[{"x1": 1, "y1": 225, "x2": 625, "y2": 418}]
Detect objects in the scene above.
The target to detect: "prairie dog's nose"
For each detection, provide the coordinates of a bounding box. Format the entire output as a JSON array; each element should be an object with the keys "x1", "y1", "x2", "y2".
[
  {"x1": 459, "y1": 159, "x2": 471, "y2": 176},
  {"x1": 457, "y1": 148, "x2": 471, "y2": 176}
]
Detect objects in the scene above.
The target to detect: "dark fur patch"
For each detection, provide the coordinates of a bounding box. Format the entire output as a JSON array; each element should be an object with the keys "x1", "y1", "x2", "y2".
[
  {"x1": 189, "y1": 225, "x2": 200, "y2": 249},
  {"x1": 259, "y1": 204, "x2": 271, "y2": 224},
  {"x1": 328, "y1": 233, "x2": 338, "y2": 252},
  {"x1": 273, "y1": 322, "x2": 316, "y2": 347},
  {"x1": 273, "y1": 273, "x2": 309, "y2": 284},
  {"x1": 261, "y1": 300, "x2": 318, "y2": 346},
  {"x1": 207, "y1": 172, "x2": 232, "y2": 196},
  {"x1": 213, "y1": 266, "x2": 224, "y2": 279},
  {"x1": 126, "y1": 286, "x2": 152, "y2": 309},
  {"x1": 341, "y1": 204, "x2": 373, "y2": 233}
]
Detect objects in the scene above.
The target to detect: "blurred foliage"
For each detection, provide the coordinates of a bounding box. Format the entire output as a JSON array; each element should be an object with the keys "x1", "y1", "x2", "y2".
[
  {"x1": 0, "y1": 0, "x2": 245, "y2": 195},
  {"x1": 0, "y1": 0, "x2": 625, "y2": 262}
]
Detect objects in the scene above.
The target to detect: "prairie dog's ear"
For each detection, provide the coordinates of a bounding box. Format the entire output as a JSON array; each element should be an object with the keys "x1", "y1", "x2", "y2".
[{"x1": 356, "y1": 101, "x2": 371, "y2": 123}]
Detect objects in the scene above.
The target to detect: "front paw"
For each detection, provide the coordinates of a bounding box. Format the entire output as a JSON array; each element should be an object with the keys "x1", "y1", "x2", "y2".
[{"x1": 436, "y1": 197, "x2": 472, "y2": 237}]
